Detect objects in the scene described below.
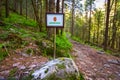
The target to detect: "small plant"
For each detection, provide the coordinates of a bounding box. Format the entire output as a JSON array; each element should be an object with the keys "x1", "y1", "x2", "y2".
[
  {"x1": 9, "y1": 68, "x2": 18, "y2": 77},
  {"x1": 56, "y1": 63, "x2": 66, "y2": 69},
  {"x1": 0, "y1": 43, "x2": 9, "y2": 61},
  {"x1": 26, "y1": 48, "x2": 34, "y2": 55}
]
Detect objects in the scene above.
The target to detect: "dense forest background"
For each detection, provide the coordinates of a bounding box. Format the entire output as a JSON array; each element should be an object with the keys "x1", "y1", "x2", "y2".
[{"x1": 0, "y1": 0, "x2": 120, "y2": 57}]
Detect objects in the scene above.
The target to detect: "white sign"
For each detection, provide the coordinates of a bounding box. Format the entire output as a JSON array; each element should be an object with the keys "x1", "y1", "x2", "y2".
[{"x1": 46, "y1": 13, "x2": 64, "y2": 28}]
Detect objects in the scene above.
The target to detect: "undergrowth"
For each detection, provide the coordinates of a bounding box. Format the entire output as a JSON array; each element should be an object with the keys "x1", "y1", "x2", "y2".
[{"x1": 56, "y1": 33, "x2": 72, "y2": 57}]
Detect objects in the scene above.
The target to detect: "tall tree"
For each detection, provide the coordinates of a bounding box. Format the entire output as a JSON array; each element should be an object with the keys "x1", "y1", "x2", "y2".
[
  {"x1": 56, "y1": 0, "x2": 60, "y2": 34},
  {"x1": 26, "y1": 0, "x2": 28, "y2": 19},
  {"x1": 20, "y1": 0, "x2": 23, "y2": 15},
  {"x1": 111, "y1": 0, "x2": 117, "y2": 49},
  {"x1": 85, "y1": 0, "x2": 95, "y2": 42},
  {"x1": 71, "y1": 0, "x2": 75, "y2": 36},
  {"x1": 94, "y1": 9, "x2": 104, "y2": 45},
  {"x1": 88, "y1": 0, "x2": 92, "y2": 43},
  {"x1": 0, "y1": 0, "x2": 2, "y2": 17},
  {"x1": 31, "y1": 0, "x2": 42, "y2": 31},
  {"x1": 13, "y1": 0, "x2": 17, "y2": 12},
  {"x1": 39, "y1": 0, "x2": 42, "y2": 31},
  {"x1": 103, "y1": 0, "x2": 111, "y2": 50},
  {"x1": 5, "y1": 0, "x2": 9, "y2": 18}
]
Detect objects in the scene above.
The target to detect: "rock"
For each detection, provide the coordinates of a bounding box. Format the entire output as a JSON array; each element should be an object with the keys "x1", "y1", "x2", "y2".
[
  {"x1": 13, "y1": 62, "x2": 20, "y2": 67},
  {"x1": 104, "y1": 64, "x2": 110, "y2": 68},
  {"x1": 29, "y1": 64, "x2": 37, "y2": 70},
  {"x1": 42, "y1": 40, "x2": 53, "y2": 48},
  {"x1": 97, "y1": 50, "x2": 105, "y2": 54},
  {"x1": 21, "y1": 53, "x2": 29, "y2": 57},
  {"x1": 29, "y1": 64, "x2": 36, "y2": 68},
  {"x1": 0, "y1": 76, "x2": 5, "y2": 80},
  {"x1": 18, "y1": 65, "x2": 26, "y2": 70},
  {"x1": 108, "y1": 59, "x2": 119, "y2": 64},
  {"x1": 32, "y1": 58, "x2": 79, "y2": 80}
]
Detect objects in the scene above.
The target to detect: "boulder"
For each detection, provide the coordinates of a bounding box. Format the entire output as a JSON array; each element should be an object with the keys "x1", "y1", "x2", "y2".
[{"x1": 32, "y1": 58, "x2": 80, "y2": 80}]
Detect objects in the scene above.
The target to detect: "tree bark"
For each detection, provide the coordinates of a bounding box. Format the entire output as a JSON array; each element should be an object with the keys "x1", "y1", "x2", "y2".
[
  {"x1": 39, "y1": 0, "x2": 42, "y2": 31},
  {"x1": 119, "y1": 37, "x2": 120, "y2": 51},
  {"x1": 71, "y1": 0, "x2": 75, "y2": 36},
  {"x1": 56, "y1": 0, "x2": 60, "y2": 34},
  {"x1": 111, "y1": 0, "x2": 117, "y2": 49},
  {"x1": 13, "y1": 0, "x2": 17, "y2": 12},
  {"x1": 60, "y1": 0, "x2": 64, "y2": 35},
  {"x1": 20, "y1": 0, "x2": 23, "y2": 15},
  {"x1": 5, "y1": 0, "x2": 9, "y2": 18},
  {"x1": 31, "y1": 0, "x2": 42, "y2": 32},
  {"x1": 103, "y1": 0, "x2": 111, "y2": 51},
  {"x1": 0, "y1": 0, "x2": 2, "y2": 17},
  {"x1": 26, "y1": 0, "x2": 28, "y2": 19},
  {"x1": 88, "y1": 0, "x2": 92, "y2": 43}
]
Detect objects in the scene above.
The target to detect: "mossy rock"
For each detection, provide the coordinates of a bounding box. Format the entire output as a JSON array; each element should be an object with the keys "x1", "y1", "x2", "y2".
[{"x1": 32, "y1": 58, "x2": 84, "y2": 80}]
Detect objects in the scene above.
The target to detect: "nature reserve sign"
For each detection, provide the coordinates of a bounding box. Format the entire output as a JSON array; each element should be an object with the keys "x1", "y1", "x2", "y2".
[{"x1": 46, "y1": 13, "x2": 64, "y2": 28}]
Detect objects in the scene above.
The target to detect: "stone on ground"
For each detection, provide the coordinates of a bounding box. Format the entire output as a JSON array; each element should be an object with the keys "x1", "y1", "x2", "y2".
[{"x1": 32, "y1": 58, "x2": 80, "y2": 80}]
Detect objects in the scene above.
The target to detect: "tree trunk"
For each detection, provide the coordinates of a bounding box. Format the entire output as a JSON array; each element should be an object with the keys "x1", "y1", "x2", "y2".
[
  {"x1": 39, "y1": 0, "x2": 42, "y2": 31},
  {"x1": 88, "y1": 0, "x2": 92, "y2": 43},
  {"x1": 26, "y1": 0, "x2": 28, "y2": 19},
  {"x1": 20, "y1": 0, "x2": 23, "y2": 15},
  {"x1": 49, "y1": 0, "x2": 55, "y2": 12},
  {"x1": 103, "y1": 0, "x2": 111, "y2": 51},
  {"x1": 13, "y1": 0, "x2": 17, "y2": 12},
  {"x1": 0, "y1": 0, "x2": 2, "y2": 17},
  {"x1": 31, "y1": 0, "x2": 42, "y2": 32},
  {"x1": 5, "y1": 0, "x2": 9, "y2": 18},
  {"x1": 111, "y1": 0, "x2": 117, "y2": 49},
  {"x1": 71, "y1": 0, "x2": 75, "y2": 36},
  {"x1": 48, "y1": 0, "x2": 55, "y2": 36},
  {"x1": 56, "y1": 0, "x2": 60, "y2": 34},
  {"x1": 60, "y1": 0, "x2": 64, "y2": 35},
  {"x1": 119, "y1": 37, "x2": 120, "y2": 51},
  {"x1": 97, "y1": 12, "x2": 100, "y2": 45}
]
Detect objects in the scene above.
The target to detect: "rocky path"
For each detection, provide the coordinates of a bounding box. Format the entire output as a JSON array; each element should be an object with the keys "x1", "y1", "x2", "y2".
[{"x1": 71, "y1": 40, "x2": 120, "y2": 80}]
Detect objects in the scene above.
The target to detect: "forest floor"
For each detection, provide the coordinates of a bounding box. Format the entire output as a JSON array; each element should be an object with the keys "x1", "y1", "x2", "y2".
[
  {"x1": 0, "y1": 40, "x2": 120, "y2": 80},
  {"x1": 71, "y1": 40, "x2": 120, "y2": 80}
]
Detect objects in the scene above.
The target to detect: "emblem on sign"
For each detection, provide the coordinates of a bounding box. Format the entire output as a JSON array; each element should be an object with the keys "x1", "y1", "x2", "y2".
[{"x1": 53, "y1": 17, "x2": 57, "y2": 22}]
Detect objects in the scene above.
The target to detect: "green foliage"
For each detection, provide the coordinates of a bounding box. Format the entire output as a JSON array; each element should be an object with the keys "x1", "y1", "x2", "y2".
[
  {"x1": 4, "y1": 13, "x2": 37, "y2": 27},
  {"x1": 9, "y1": 68, "x2": 18, "y2": 77},
  {"x1": 0, "y1": 31, "x2": 9, "y2": 40},
  {"x1": 0, "y1": 47, "x2": 8, "y2": 61},
  {"x1": 72, "y1": 36, "x2": 84, "y2": 44},
  {"x1": 56, "y1": 63, "x2": 66, "y2": 69},
  {"x1": 56, "y1": 33, "x2": 72, "y2": 57}
]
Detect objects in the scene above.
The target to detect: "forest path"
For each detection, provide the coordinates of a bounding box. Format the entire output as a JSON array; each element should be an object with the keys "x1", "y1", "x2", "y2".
[{"x1": 71, "y1": 40, "x2": 120, "y2": 80}]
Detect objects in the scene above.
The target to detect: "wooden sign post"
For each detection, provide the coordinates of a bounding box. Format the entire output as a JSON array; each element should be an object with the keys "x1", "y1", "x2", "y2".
[{"x1": 46, "y1": 13, "x2": 64, "y2": 59}]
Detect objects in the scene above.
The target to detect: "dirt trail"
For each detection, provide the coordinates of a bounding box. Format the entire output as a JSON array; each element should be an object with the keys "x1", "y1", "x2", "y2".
[{"x1": 71, "y1": 40, "x2": 120, "y2": 80}]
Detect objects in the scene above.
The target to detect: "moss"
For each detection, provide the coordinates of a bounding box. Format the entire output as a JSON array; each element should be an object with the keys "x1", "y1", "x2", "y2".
[
  {"x1": 44, "y1": 68, "x2": 49, "y2": 73},
  {"x1": 43, "y1": 72, "x2": 84, "y2": 80},
  {"x1": 43, "y1": 73, "x2": 61, "y2": 80},
  {"x1": 26, "y1": 48, "x2": 33, "y2": 55},
  {"x1": 56, "y1": 63, "x2": 66, "y2": 69},
  {"x1": 9, "y1": 68, "x2": 18, "y2": 77}
]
